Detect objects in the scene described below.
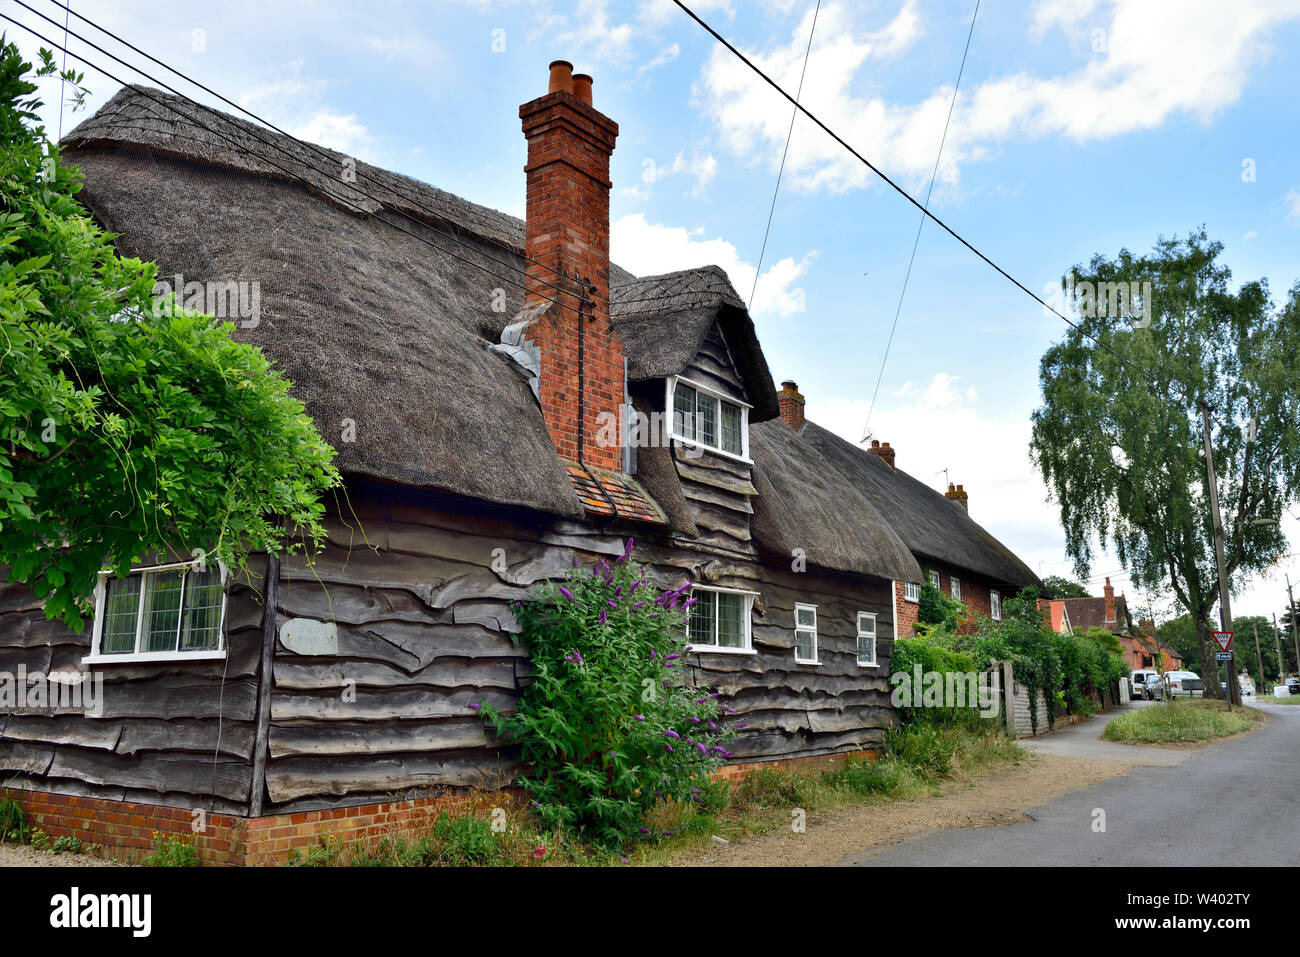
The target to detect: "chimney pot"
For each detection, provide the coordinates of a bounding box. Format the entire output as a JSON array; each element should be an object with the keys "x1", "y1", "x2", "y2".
[
  {"x1": 776, "y1": 380, "x2": 805, "y2": 431},
  {"x1": 867, "y1": 438, "x2": 896, "y2": 469},
  {"x1": 547, "y1": 60, "x2": 574, "y2": 95},
  {"x1": 572, "y1": 73, "x2": 593, "y2": 106},
  {"x1": 944, "y1": 482, "x2": 969, "y2": 510}
]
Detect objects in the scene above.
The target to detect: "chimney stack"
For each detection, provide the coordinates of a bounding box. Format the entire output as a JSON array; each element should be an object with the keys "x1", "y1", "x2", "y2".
[
  {"x1": 868, "y1": 439, "x2": 896, "y2": 469},
  {"x1": 520, "y1": 61, "x2": 622, "y2": 472},
  {"x1": 945, "y1": 482, "x2": 968, "y2": 510},
  {"x1": 1104, "y1": 577, "x2": 1116, "y2": 623},
  {"x1": 777, "y1": 380, "x2": 805, "y2": 431}
]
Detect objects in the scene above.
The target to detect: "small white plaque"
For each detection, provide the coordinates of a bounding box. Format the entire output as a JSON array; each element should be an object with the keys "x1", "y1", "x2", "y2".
[{"x1": 280, "y1": 618, "x2": 339, "y2": 656}]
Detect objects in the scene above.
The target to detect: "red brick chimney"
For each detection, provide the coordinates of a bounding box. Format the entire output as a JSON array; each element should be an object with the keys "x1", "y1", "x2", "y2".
[
  {"x1": 868, "y1": 439, "x2": 896, "y2": 469},
  {"x1": 945, "y1": 482, "x2": 968, "y2": 510},
  {"x1": 519, "y1": 60, "x2": 622, "y2": 471},
  {"x1": 1104, "y1": 577, "x2": 1116, "y2": 624},
  {"x1": 777, "y1": 380, "x2": 805, "y2": 431}
]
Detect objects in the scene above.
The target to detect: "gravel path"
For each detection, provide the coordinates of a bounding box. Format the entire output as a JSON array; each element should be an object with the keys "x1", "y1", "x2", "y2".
[{"x1": 0, "y1": 842, "x2": 133, "y2": 867}]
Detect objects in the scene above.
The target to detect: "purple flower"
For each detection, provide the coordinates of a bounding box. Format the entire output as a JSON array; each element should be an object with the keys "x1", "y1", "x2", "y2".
[
  {"x1": 608, "y1": 600, "x2": 618, "y2": 609},
  {"x1": 690, "y1": 717, "x2": 701, "y2": 724},
  {"x1": 639, "y1": 827, "x2": 650, "y2": 834},
  {"x1": 665, "y1": 745, "x2": 674, "y2": 752},
  {"x1": 635, "y1": 715, "x2": 645, "y2": 721},
  {"x1": 695, "y1": 743, "x2": 707, "y2": 755},
  {"x1": 467, "y1": 702, "x2": 481, "y2": 710},
  {"x1": 735, "y1": 721, "x2": 747, "y2": 730},
  {"x1": 694, "y1": 696, "x2": 706, "y2": 703},
  {"x1": 665, "y1": 661, "x2": 677, "y2": 668},
  {"x1": 559, "y1": 586, "x2": 575, "y2": 601},
  {"x1": 707, "y1": 721, "x2": 717, "y2": 731},
  {"x1": 632, "y1": 601, "x2": 646, "y2": 609},
  {"x1": 649, "y1": 649, "x2": 657, "y2": 661},
  {"x1": 682, "y1": 597, "x2": 698, "y2": 608},
  {"x1": 666, "y1": 654, "x2": 681, "y2": 661},
  {"x1": 663, "y1": 729, "x2": 680, "y2": 739},
  {"x1": 599, "y1": 610, "x2": 607, "y2": 625},
  {"x1": 620, "y1": 538, "x2": 635, "y2": 561}
]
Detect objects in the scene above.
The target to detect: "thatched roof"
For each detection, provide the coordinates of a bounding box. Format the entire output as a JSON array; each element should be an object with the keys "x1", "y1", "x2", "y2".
[
  {"x1": 798, "y1": 422, "x2": 1042, "y2": 590},
  {"x1": 749, "y1": 421, "x2": 922, "y2": 583},
  {"x1": 611, "y1": 267, "x2": 778, "y2": 422},
  {"x1": 59, "y1": 85, "x2": 775, "y2": 521}
]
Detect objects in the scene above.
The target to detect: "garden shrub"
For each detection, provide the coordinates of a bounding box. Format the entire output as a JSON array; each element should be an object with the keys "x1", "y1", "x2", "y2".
[{"x1": 483, "y1": 540, "x2": 733, "y2": 848}]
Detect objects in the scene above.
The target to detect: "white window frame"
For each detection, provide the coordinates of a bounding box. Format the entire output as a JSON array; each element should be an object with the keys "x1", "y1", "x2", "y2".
[
  {"x1": 903, "y1": 581, "x2": 921, "y2": 603},
  {"x1": 950, "y1": 576, "x2": 962, "y2": 601},
  {"x1": 685, "y1": 584, "x2": 757, "y2": 655},
  {"x1": 793, "y1": 602, "x2": 819, "y2": 665},
  {"x1": 990, "y1": 590, "x2": 1002, "y2": 621},
  {"x1": 856, "y1": 611, "x2": 878, "y2": 668},
  {"x1": 84, "y1": 558, "x2": 228, "y2": 665},
  {"x1": 927, "y1": 569, "x2": 940, "y2": 589},
  {"x1": 665, "y1": 375, "x2": 752, "y2": 463}
]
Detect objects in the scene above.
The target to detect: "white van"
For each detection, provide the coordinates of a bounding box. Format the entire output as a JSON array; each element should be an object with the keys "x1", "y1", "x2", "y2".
[
  {"x1": 1162, "y1": 670, "x2": 1204, "y2": 698},
  {"x1": 1130, "y1": 670, "x2": 1162, "y2": 700}
]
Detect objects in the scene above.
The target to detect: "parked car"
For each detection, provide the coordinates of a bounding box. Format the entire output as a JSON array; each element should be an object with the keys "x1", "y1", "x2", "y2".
[
  {"x1": 1163, "y1": 670, "x2": 1204, "y2": 698},
  {"x1": 1131, "y1": 670, "x2": 1162, "y2": 700},
  {"x1": 1286, "y1": 677, "x2": 1300, "y2": 696}
]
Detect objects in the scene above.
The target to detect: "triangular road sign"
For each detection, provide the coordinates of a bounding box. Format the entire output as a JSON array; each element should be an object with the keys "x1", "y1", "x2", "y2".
[{"x1": 1213, "y1": 631, "x2": 1233, "y2": 652}]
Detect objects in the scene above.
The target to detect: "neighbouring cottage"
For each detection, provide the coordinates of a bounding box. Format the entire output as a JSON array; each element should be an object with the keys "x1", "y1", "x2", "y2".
[
  {"x1": 1057, "y1": 577, "x2": 1181, "y2": 671},
  {"x1": 0, "y1": 62, "x2": 1036, "y2": 861}
]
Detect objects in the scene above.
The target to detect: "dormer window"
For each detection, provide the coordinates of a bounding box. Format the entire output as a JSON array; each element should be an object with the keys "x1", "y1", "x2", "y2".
[{"x1": 667, "y1": 376, "x2": 750, "y2": 461}]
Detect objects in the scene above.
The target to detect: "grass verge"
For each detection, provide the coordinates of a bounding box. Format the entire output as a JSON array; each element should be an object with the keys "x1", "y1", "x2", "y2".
[
  {"x1": 1102, "y1": 699, "x2": 1266, "y2": 744},
  {"x1": 1257, "y1": 695, "x2": 1300, "y2": 705}
]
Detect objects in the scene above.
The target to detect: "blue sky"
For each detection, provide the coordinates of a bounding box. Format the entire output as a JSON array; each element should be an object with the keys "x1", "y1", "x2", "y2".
[{"x1": 14, "y1": 0, "x2": 1300, "y2": 623}]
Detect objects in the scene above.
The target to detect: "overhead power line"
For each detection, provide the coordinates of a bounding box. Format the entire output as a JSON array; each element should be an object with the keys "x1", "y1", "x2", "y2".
[
  {"x1": 669, "y1": 0, "x2": 1191, "y2": 410},
  {"x1": 863, "y1": 0, "x2": 980, "y2": 442},
  {"x1": 747, "y1": 0, "x2": 820, "y2": 313}
]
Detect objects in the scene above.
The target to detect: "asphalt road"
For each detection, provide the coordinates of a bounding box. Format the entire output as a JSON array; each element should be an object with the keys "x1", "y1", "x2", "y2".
[{"x1": 845, "y1": 702, "x2": 1300, "y2": 866}]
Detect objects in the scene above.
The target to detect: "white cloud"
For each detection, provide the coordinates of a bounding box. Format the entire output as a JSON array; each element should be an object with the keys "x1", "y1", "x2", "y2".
[
  {"x1": 639, "y1": 42, "x2": 680, "y2": 74},
  {"x1": 1285, "y1": 188, "x2": 1300, "y2": 224},
  {"x1": 700, "y1": 0, "x2": 1300, "y2": 194},
  {"x1": 611, "y1": 213, "x2": 816, "y2": 318},
  {"x1": 290, "y1": 109, "x2": 376, "y2": 160},
  {"x1": 639, "y1": 151, "x2": 719, "y2": 197}
]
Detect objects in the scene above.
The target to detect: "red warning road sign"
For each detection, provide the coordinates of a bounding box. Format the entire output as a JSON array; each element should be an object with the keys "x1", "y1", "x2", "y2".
[{"x1": 1213, "y1": 631, "x2": 1233, "y2": 652}]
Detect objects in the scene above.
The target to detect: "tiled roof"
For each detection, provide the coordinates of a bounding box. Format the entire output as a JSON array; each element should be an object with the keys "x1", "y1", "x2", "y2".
[{"x1": 566, "y1": 465, "x2": 667, "y2": 525}]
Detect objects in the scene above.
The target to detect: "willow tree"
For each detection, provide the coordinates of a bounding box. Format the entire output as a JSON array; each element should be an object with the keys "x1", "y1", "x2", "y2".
[
  {"x1": 1, "y1": 41, "x2": 340, "y2": 627},
  {"x1": 1030, "y1": 229, "x2": 1300, "y2": 699}
]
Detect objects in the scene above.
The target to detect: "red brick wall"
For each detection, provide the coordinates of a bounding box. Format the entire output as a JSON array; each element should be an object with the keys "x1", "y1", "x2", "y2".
[
  {"x1": 3, "y1": 748, "x2": 878, "y2": 864},
  {"x1": 519, "y1": 87, "x2": 622, "y2": 472},
  {"x1": 906, "y1": 564, "x2": 1004, "y2": 631},
  {"x1": 894, "y1": 580, "x2": 920, "y2": 638}
]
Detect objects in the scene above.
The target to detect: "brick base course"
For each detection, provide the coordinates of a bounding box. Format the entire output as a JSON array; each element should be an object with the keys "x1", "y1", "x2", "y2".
[{"x1": 2, "y1": 748, "x2": 876, "y2": 865}]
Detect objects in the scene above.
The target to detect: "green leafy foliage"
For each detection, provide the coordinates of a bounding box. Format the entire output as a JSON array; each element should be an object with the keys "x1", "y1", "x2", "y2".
[
  {"x1": 1041, "y1": 575, "x2": 1090, "y2": 599},
  {"x1": 142, "y1": 831, "x2": 198, "y2": 867},
  {"x1": 916, "y1": 580, "x2": 963, "y2": 628},
  {"x1": 482, "y1": 540, "x2": 734, "y2": 848},
  {"x1": 0, "y1": 39, "x2": 340, "y2": 627},
  {"x1": 1030, "y1": 229, "x2": 1300, "y2": 696}
]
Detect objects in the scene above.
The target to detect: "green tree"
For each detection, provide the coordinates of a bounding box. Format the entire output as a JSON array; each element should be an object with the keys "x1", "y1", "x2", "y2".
[
  {"x1": 1156, "y1": 614, "x2": 1201, "y2": 672},
  {"x1": 1041, "y1": 575, "x2": 1090, "y2": 599},
  {"x1": 0, "y1": 41, "x2": 340, "y2": 627},
  {"x1": 1030, "y1": 230, "x2": 1300, "y2": 699}
]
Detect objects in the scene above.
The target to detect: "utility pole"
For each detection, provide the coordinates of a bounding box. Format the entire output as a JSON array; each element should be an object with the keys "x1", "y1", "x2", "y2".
[
  {"x1": 1287, "y1": 575, "x2": 1300, "y2": 682},
  {"x1": 1200, "y1": 401, "x2": 1239, "y2": 706},
  {"x1": 1253, "y1": 620, "x2": 1265, "y2": 697},
  {"x1": 1274, "y1": 613, "x2": 1285, "y2": 688}
]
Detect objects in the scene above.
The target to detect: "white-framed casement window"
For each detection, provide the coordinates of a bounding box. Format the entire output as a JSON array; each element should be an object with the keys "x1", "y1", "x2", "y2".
[
  {"x1": 793, "y1": 602, "x2": 819, "y2": 664},
  {"x1": 990, "y1": 590, "x2": 1002, "y2": 621},
  {"x1": 856, "y1": 611, "x2": 877, "y2": 667},
  {"x1": 85, "y1": 558, "x2": 227, "y2": 664},
  {"x1": 666, "y1": 375, "x2": 751, "y2": 461},
  {"x1": 903, "y1": 581, "x2": 921, "y2": 603},
  {"x1": 687, "y1": 585, "x2": 756, "y2": 654},
  {"x1": 950, "y1": 576, "x2": 962, "y2": 601},
  {"x1": 927, "y1": 569, "x2": 940, "y2": 590}
]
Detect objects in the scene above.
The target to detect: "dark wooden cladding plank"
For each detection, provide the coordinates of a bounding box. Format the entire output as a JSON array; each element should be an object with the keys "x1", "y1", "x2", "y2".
[
  {"x1": 279, "y1": 581, "x2": 441, "y2": 626},
  {"x1": 0, "y1": 740, "x2": 55, "y2": 774},
  {"x1": 1, "y1": 714, "x2": 121, "y2": 751},
  {"x1": 271, "y1": 686, "x2": 515, "y2": 722},
  {"x1": 277, "y1": 620, "x2": 521, "y2": 674},
  {"x1": 96, "y1": 676, "x2": 258, "y2": 721},
  {"x1": 0, "y1": 645, "x2": 53, "y2": 674},
  {"x1": 46, "y1": 748, "x2": 251, "y2": 803},
  {"x1": 0, "y1": 613, "x2": 86, "y2": 649},
  {"x1": 805, "y1": 706, "x2": 895, "y2": 734},
  {"x1": 116, "y1": 718, "x2": 256, "y2": 759},
  {"x1": 81, "y1": 638, "x2": 261, "y2": 683},
  {"x1": 681, "y1": 482, "x2": 755, "y2": 515},
  {"x1": 273, "y1": 657, "x2": 516, "y2": 692},
  {"x1": 0, "y1": 583, "x2": 45, "y2": 616},
  {"x1": 674, "y1": 459, "x2": 758, "y2": 496},
  {"x1": 265, "y1": 754, "x2": 516, "y2": 802},
  {"x1": 269, "y1": 718, "x2": 498, "y2": 757}
]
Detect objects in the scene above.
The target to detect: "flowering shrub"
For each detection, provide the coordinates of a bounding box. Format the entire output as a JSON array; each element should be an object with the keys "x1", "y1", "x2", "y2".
[{"x1": 482, "y1": 540, "x2": 733, "y2": 847}]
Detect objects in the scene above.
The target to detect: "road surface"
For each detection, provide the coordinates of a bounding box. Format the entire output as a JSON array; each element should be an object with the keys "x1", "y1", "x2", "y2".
[{"x1": 846, "y1": 702, "x2": 1300, "y2": 866}]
